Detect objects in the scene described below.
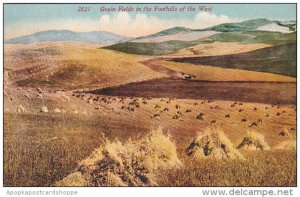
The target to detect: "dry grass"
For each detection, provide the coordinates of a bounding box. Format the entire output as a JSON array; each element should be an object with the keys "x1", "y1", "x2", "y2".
[
  {"x1": 4, "y1": 108, "x2": 296, "y2": 186},
  {"x1": 54, "y1": 128, "x2": 296, "y2": 187},
  {"x1": 4, "y1": 90, "x2": 296, "y2": 186},
  {"x1": 4, "y1": 42, "x2": 166, "y2": 90},
  {"x1": 168, "y1": 42, "x2": 271, "y2": 57},
  {"x1": 4, "y1": 40, "x2": 296, "y2": 187},
  {"x1": 156, "y1": 60, "x2": 296, "y2": 82},
  {"x1": 187, "y1": 128, "x2": 244, "y2": 160},
  {"x1": 56, "y1": 127, "x2": 181, "y2": 186},
  {"x1": 278, "y1": 128, "x2": 290, "y2": 137},
  {"x1": 3, "y1": 113, "x2": 106, "y2": 186},
  {"x1": 55, "y1": 172, "x2": 90, "y2": 187},
  {"x1": 237, "y1": 130, "x2": 270, "y2": 151},
  {"x1": 159, "y1": 150, "x2": 296, "y2": 186},
  {"x1": 274, "y1": 140, "x2": 296, "y2": 150}
]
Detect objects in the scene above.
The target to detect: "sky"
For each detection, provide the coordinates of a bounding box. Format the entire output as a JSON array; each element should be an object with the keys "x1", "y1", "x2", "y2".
[{"x1": 4, "y1": 4, "x2": 297, "y2": 39}]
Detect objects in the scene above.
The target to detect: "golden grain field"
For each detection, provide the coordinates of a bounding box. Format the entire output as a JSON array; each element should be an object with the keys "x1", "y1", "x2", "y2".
[{"x1": 3, "y1": 42, "x2": 296, "y2": 186}]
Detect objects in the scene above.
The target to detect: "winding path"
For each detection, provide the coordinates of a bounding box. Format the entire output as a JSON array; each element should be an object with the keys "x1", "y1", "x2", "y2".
[{"x1": 140, "y1": 57, "x2": 183, "y2": 79}]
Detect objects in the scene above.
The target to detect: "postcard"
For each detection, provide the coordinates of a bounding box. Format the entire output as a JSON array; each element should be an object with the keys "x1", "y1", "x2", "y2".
[{"x1": 3, "y1": 3, "x2": 297, "y2": 188}]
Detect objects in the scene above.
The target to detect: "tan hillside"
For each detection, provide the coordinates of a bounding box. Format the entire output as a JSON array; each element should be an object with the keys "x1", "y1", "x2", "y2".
[
  {"x1": 4, "y1": 42, "x2": 166, "y2": 90},
  {"x1": 155, "y1": 60, "x2": 296, "y2": 82},
  {"x1": 4, "y1": 40, "x2": 296, "y2": 187},
  {"x1": 168, "y1": 42, "x2": 272, "y2": 57}
]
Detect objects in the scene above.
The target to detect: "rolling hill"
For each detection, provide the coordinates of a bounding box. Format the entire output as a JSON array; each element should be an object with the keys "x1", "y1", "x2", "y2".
[
  {"x1": 4, "y1": 42, "x2": 166, "y2": 90},
  {"x1": 205, "y1": 18, "x2": 274, "y2": 32},
  {"x1": 205, "y1": 18, "x2": 296, "y2": 33},
  {"x1": 133, "y1": 31, "x2": 219, "y2": 43},
  {"x1": 200, "y1": 31, "x2": 296, "y2": 45},
  {"x1": 170, "y1": 43, "x2": 296, "y2": 77},
  {"x1": 132, "y1": 19, "x2": 295, "y2": 42},
  {"x1": 133, "y1": 27, "x2": 193, "y2": 41},
  {"x1": 104, "y1": 40, "x2": 201, "y2": 56},
  {"x1": 104, "y1": 30, "x2": 296, "y2": 56},
  {"x1": 104, "y1": 18, "x2": 296, "y2": 56}
]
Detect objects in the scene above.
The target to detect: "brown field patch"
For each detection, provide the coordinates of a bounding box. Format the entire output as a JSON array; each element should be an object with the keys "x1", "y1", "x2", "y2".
[
  {"x1": 4, "y1": 41, "x2": 296, "y2": 187},
  {"x1": 90, "y1": 78, "x2": 296, "y2": 105},
  {"x1": 154, "y1": 60, "x2": 296, "y2": 82},
  {"x1": 4, "y1": 83, "x2": 296, "y2": 186},
  {"x1": 168, "y1": 42, "x2": 271, "y2": 57},
  {"x1": 4, "y1": 42, "x2": 166, "y2": 89}
]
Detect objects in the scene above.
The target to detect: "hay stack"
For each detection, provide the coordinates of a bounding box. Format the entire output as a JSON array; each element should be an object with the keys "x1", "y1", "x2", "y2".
[
  {"x1": 55, "y1": 172, "x2": 89, "y2": 186},
  {"x1": 41, "y1": 106, "x2": 48, "y2": 113},
  {"x1": 54, "y1": 108, "x2": 61, "y2": 113},
  {"x1": 274, "y1": 140, "x2": 296, "y2": 150},
  {"x1": 56, "y1": 127, "x2": 181, "y2": 186},
  {"x1": 237, "y1": 131, "x2": 270, "y2": 151},
  {"x1": 278, "y1": 129, "x2": 290, "y2": 137},
  {"x1": 16, "y1": 105, "x2": 26, "y2": 113},
  {"x1": 186, "y1": 128, "x2": 244, "y2": 160}
]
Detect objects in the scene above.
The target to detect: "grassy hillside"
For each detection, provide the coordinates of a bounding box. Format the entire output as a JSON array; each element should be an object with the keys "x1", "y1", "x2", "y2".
[
  {"x1": 201, "y1": 31, "x2": 296, "y2": 45},
  {"x1": 201, "y1": 32, "x2": 253, "y2": 43},
  {"x1": 155, "y1": 60, "x2": 295, "y2": 82},
  {"x1": 205, "y1": 18, "x2": 274, "y2": 32},
  {"x1": 105, "y1": 30, "x2": 295, "y2": 56},
  {"x1": 277, "y1": 21, "x2": 296, "y2": 31},
  {"x1": 170, "y1": 43, "x2": 296, "y2": 77},
  {"x1": 104, "y1": 18, "x2": 296, "y2": 56},
  {"x1": 245, "y1": 31, "x2": 296, "y2": 45},
  {"x1": 104, "y1": 40, "x2": 201, "y2": 56},
  {"x1": 134, "y1": 27, "x2": 192, "y2": 41},
  {"x1": 172, "y1": 42, "x2": 271, "y2": 57}
]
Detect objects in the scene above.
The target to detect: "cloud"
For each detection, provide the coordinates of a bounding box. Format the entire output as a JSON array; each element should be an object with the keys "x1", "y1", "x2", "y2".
[
  {"x1": 193, "y1": 12, "x2": 232, "y2": 28},
  {"x1": 5, "y1": 12, "x2": 238, "y2": 39},
  {"x1": 98, "y1": 12, "x2": 238, "y2": 37}
]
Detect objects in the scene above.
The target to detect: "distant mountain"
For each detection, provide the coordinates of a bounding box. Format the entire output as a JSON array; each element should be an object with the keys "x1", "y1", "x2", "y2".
[{"x1": 5, "y1": 30, "x2": 130, "y2": 44}]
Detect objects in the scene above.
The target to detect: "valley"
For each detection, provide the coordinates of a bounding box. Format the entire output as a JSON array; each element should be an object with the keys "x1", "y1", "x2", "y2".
[{"x1": 3, "y1": 17, "x2": 297, "y2": 187}]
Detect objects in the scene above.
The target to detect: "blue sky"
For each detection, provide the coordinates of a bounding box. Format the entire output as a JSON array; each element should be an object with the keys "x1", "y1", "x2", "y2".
[{"x1": 4, "y1": 4, "x2": 296, "y2": 38}]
